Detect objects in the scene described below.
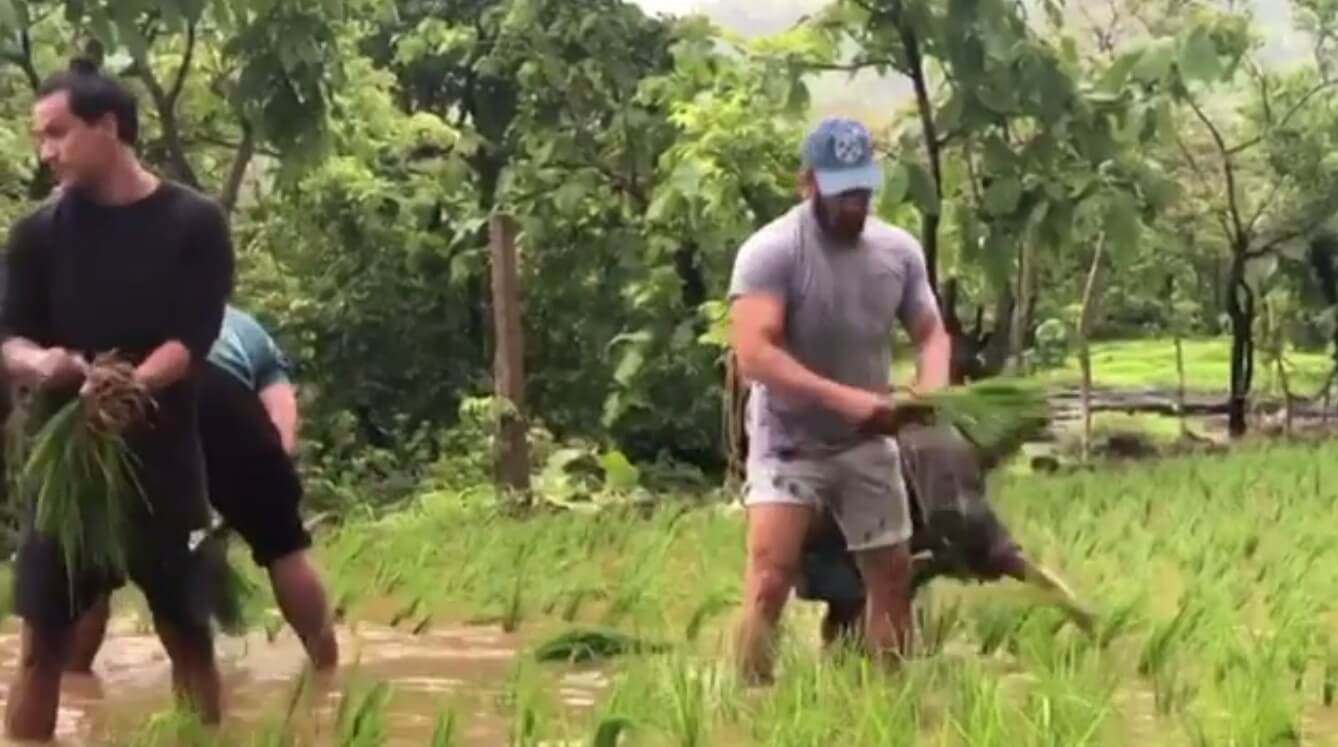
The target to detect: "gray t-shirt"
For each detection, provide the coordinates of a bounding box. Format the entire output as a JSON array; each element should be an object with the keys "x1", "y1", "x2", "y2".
[{"x1": 728, "y1": 200, "x2": 936, "y2": 459}]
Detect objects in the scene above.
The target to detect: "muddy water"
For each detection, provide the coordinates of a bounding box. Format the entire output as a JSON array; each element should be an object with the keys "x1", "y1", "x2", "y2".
[{"x1": 0, "y1": 614, "x2": 610, "y2": 746}]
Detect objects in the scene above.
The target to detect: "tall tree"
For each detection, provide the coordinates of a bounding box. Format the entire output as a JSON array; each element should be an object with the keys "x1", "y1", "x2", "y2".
[
  {"x1": 0, "y1": 0, "x2": 342, "y2": 212},
  {"x1": 1127, "y1": 6, "x2": 1338, "y2": 435}
]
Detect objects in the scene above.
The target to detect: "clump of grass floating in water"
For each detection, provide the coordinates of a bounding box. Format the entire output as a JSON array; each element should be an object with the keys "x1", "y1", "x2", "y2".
[{"x1": 14, "y1": 353, "x2": 153, "y2": 601}]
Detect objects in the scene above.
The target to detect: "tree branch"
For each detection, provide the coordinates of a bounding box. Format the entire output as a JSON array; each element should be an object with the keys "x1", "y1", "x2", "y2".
[
  {"x1": 1245, "y1": 174, "x2": 1288, "y2": 235},
  {"x1": 1184, "y1": 90, "x2": 1247, "y2": 247},
  {"x1": 2, "y1": 30, "x2": 40, "y2": 91},
  {"x1": 167, "y1": 21, "x2": 197, "y2": 109},
  {"x1": 1171, "y1": 128, "x2": 1234, "y2": 241},
  {"x1": 126, "y1": 40, "x2": 201, "y2": 190},
  {"x1": 1227, "y1": 79, "x2": 1338, "y2": 155},
  {"x1": 220, "y1": 120, "x2": 255, "y2": 215}
]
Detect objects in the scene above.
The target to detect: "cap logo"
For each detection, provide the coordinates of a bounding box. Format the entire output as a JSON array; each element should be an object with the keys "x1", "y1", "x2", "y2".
[{"x1": 832, "y1": 130, "x2": 864, "y2": 164}]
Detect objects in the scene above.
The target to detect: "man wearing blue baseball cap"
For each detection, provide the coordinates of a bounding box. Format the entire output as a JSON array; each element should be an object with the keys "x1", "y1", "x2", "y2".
[{"x1": 728, "y1": 117, "x2": 950, "y2": 683}]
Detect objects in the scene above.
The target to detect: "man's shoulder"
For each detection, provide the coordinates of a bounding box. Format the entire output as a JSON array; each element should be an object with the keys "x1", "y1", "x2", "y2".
[
  {"x1": 160, "y1": 180, "x2": 227, "y2": 223},
  {"x1": 862, "y1": 218, "x2": 924, "y2": 259},
  {"x1": 738, "y1": 204, "x2": 804, "y2": 256},
  {"x1": 6, "y1": 197, "x2": 62, "y2": 250},
  {"x1": 223, "y1": 306, "x2": 270, "y2": 342}
]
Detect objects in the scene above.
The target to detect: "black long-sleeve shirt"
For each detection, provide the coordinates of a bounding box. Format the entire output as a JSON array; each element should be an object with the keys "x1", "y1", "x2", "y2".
[{"x1": 1, "y1": 182, "x2": 235, "y2": 533}]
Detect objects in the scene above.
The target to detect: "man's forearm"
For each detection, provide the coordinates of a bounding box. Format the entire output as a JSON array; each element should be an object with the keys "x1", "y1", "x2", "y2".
[
  {"x1": 912, "y1": 325, "x2": 952, "y2": 393},
  {"x1": 259, "y1": 383, "x2": 299, "y2": 455},
  {"x1": 135, "y1": 341, "x2": 192, "y2": 391},
  {"x1": 3, "y1": 337, "x2": 49, "y2": 385}
]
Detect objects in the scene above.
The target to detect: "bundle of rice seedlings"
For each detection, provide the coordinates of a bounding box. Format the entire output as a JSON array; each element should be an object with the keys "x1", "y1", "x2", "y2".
[
  {"x1": 14, "y1": 352, "x2": 152, "y2": 599},
  {"x1": 910, "y1": 378, "x2": 1050, "y2": 457}
]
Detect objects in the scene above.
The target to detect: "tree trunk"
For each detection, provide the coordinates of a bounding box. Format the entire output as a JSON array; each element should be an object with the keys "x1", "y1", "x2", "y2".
[
  {"x1": 891, "y1": 2, "x2": 942, "y2": 294},
  {"x1": 1009, "y1": 242, "x2": 1034, "y2": 374},
  {"x1": 983, "y1": 288, "x2": 1015, "y2": 376},
  {"x1": 1077, "y1": 240, "x2": 1106, "y2": 463},
  {"x1": 489, "y1": 214, "x2": 530, "y2": 493},
  {"x1": 1226, "y1": 252, "x2": 1255, "y2": 437},
  {"x1": 219, "y1": 122, "x2": 256, "y2": 215}
]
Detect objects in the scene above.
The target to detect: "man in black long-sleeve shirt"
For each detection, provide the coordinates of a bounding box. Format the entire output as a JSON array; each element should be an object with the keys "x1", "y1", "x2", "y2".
[{"x1": 1, "y1": 59, "x2": 233, "y2": 739}]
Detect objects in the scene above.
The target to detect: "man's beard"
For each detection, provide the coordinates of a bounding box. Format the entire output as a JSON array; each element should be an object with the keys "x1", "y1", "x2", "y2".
[{"x1": 812, "y1": 198, "x2": 866, "y2": 245}]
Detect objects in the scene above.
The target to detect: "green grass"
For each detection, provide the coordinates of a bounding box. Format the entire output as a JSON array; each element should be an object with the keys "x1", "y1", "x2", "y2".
[
  {"x1": 892, "y1": 337, "x2": 1333, "y2": 395},
  {"x1": 1039, "y1": 337, "x2": 1333, "y2": 394},
  {"x1": 34, "y1": 437, "x2": 1338, "y2": 745}
]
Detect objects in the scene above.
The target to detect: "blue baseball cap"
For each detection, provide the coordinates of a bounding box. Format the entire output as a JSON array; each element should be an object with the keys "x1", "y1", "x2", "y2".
[{"x1": 801, "y1": 117, "x2": 882, "y2": 197}]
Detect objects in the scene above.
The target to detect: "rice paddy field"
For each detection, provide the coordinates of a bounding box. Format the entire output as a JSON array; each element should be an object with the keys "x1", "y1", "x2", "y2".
[{"x1": 54, "y1": 435, "x2": 1338, "y2": 746}]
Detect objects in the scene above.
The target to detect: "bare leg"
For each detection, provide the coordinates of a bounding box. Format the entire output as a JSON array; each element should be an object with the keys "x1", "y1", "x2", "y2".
[
  {"x1": 268, "y1": 550, "x2": 338, "y2": 672},
  {"x1": 6, "y1": 622, "x2": 74, "y2": 741},
  {"x1": 854, "y1": 543, "x2": 913, "y2": 666},
  {"x1": 153, "y1": 617, "x2": 221, "y2": 725},
  {"x1": 736, "y1": 504, "x2": 812, "y2": 686},
  {"x1": 65, "y1": 594, "x2": 111, "y2": 674}
]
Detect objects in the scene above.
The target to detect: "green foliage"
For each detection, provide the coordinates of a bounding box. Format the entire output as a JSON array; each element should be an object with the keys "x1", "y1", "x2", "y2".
[{"x1": 2, "y1": 0, "x2": 1338, "y2": 494}]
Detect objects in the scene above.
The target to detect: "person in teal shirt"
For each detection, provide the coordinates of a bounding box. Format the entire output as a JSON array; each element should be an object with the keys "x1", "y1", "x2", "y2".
[{"x1": 66, "y1": 305, "x2": 339, "y2": 674}]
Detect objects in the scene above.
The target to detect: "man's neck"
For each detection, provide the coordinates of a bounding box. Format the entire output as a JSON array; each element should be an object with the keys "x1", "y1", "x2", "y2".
[{"x1": 83, "y1": 152, "x2": 160, "y2": 206}]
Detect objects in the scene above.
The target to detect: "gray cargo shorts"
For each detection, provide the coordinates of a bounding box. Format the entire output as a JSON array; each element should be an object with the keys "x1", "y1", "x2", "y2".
[{"x1": 743, "y1": 438, "x2": 911, "y2": 552}]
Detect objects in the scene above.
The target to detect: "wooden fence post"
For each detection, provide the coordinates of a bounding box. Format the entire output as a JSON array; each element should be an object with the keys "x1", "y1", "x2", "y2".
[{"x1": 490, "y1": 212, "x2": 530, "y2": 492}]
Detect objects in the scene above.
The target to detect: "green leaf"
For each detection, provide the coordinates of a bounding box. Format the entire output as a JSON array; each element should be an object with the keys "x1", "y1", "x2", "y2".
[
  {"x1": 553, "y1": 181, "x2": 587, "y2": 214},
  {"x1": 882, "y1": 162, "x2": 909, "y2": 205},
  {"x1": 599, "y1": 450, "x2": 640, "y2": 492},
  {"x1": 613, "y1": 347, "x2": 645, "y2": 386},
  {"x1": 0, "y1": 0, "x2": 19, "y2": 31},
  {"x1": 906, "y1": 161, "x2": 939, "y2": 215},
  {"x1": 1177, "y1": 27, "x2": 1221, "y2": 83},
  {"x1": 985, "y1": 176, "x2": 1022, "y2": 217},
  {"x1": 976, "y1": 83, "x2": 1016, "y2": 115},
  {"x1": 936, "y1": 90, "x2": 964, "y2": 133},
  {"x1": 1132, "y1": 39, "x2": 1175, "y2": 84},
  {"x1": 1101, "y1": 50, "x2": 1142, "y2": 91},
  {"x1": 1103, "y1": 190, "x2": 1140, "y2": 256}
]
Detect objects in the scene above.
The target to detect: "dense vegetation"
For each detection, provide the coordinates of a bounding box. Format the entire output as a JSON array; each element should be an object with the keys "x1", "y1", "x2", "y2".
[{"x1": 4, "y1": 0, "x2": 1338, "y2": 503}]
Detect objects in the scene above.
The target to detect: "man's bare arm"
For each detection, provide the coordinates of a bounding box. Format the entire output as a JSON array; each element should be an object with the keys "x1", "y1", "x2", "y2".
[
  {"x1": 258, "y1": 381, "x2": 300, "y2": 455},
  {"x1": 731, "y1": 294, "x2": 885, "y2": 424},
  {"x1": 906, "y1": 310, "x2": 951, "y2": 395},
  {"x1": 134, "y1": 341, "x2": 192, "y2": 392}
]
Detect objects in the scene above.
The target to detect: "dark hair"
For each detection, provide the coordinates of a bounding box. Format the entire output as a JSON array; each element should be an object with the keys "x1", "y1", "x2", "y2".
[{"x1": 36, "y1": 56, "x2": 139, "y2": 146}]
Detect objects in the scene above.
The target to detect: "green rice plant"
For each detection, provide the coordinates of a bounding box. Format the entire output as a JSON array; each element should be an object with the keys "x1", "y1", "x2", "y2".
[
  {"x1": 113, "y1": 708, "x2": 218, "y2": 747},
  {"x1": 16, "y1": 396, "x2": 148, "y2": 600},
  {"x1": 658, "y1": 655, "x2": 717, "y2": 747},
  {"x1": 428, "y1": 709, "x2": 458, "y2": 747},
  {"x1": 911, "y1": 377, "x2": 1049, "y2": 454},
  {"x1": 945, "y1": 661, "x2": 1014, "y2": 747},
  {"x1": 589, "y1": 714, "x2": 634, "y2": 747},
  {"x1": 335, "y1": 681, "x2": 393, "y2": 747},
  {"x1": 1137, "y1": 598, "x2": 1204, "y2": 679},
  {"x1": 683, "y1": 591, "x2": 737, "y2": 644},
  {"x1": 914, "y1": 593, "x2": 963, "y2": 657}
]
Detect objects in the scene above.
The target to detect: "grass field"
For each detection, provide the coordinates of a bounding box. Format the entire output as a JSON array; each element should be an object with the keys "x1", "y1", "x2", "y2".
[
  {"x1": 893, "y1": 337, "x2": 1334, "y2": 396},
  {"x1": 94, "y1": 437, "x2": 1338, "y2": 745}
]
